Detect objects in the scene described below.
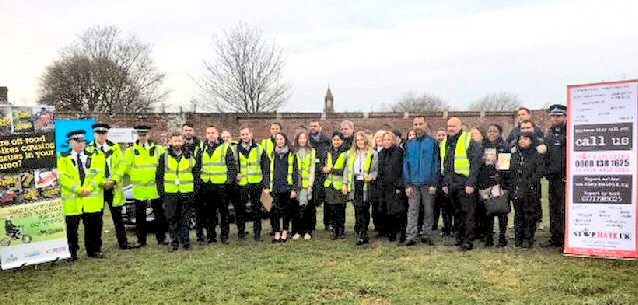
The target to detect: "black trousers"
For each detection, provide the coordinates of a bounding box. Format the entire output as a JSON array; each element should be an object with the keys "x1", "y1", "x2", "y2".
[
  {"x1": 210, "y1": 184, "x2": 230, "y2": 240},
  {"x1": 433, "y1": 191, "x2": 454, "y2": 235},
  {"x1": 270, "y1": 191, "x2": 292, "y2": 232},
  {"x1": 195, "y1": 188, "x2": 210, "y2": 241},
  {"x1": 449, "y1": 188, "x2": 476, "y2": 246},
  {"x1": 370, "y1": 183, "x2": 386, "y2": 234},
  {"x1": 66, "y1": 211, "x2": 103, "y2": 257},
  {"x1": 313, "y1": 181, "x2": 329, "y2": 229},
  {"x1": 105, "y1": 190, "x2": 127, "y2": 248},
  {"x1": 135, "y1": 198, "x2": 167, "y2": 245},
  {"x1": 293, "y1": 197, "x2": 316, "y2": 235},
  {"x1": 548, "y1": 178, "x2": 566, "y2": 245},
  {"x1": 381, "y1": 184, "x2": 405, "y2": 240},
  {"x1": 474, "y1": 194, "x2": 487, "y2": 240},
  {"x1": 164, "y1": 193, "x2": 194, "y2": 248},
  {"x1": 485, "y1": 212, "x2": 509, "y2": 241},
  {"x1": 238, "y1": 184, "x2": 264, "y2": 239},
  {"x1": 325, "y1": 188, "x2": 346, "y2": 236},
  {"x1": 353, "y1": 181, "x2": 371, "y2": 236},
  {"x1": 515, "y1": 193, "x2": 538, "y2": 245}
]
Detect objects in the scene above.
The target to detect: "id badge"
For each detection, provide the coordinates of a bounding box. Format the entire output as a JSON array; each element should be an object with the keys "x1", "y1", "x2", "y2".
[{"x1": 176, "y1": 179, "x2": 180, "y2": 185}]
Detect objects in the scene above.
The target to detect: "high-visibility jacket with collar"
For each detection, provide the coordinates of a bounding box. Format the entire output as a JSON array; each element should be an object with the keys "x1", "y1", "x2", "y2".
[
  {"x1": 87, "y1": 140, "x2": 126, "y2": 207},
  {"x1": 343, "y1": 149, "x2": 376, "y2": 192},
  {"x1": 57, "y1": 150, "x2": 106, "y2": 215},
  {"x1": 125, "y1": 141, "x2": 164, "y2": 200},
  {"x1": 236, "y1": 141, "x2": 270, "y2": 187},
  {"x1": 268, "y1": 150, "x2": 298, "y2": 192},
  {"x1": 156, "y1": 149, "x2": 196, "y2": 194},
  {"x1": 441, "y1": 131, "x2": 471, "y2": 177},
  {"x1": 196, "y1": 140, "x2": 237, "y2": 184},
  {"x1": 323, "y1": 148, "x2": 347, "y2": 190},
  {"x1": 296, "y1": 148, "x2": 315, "y2": 188}
]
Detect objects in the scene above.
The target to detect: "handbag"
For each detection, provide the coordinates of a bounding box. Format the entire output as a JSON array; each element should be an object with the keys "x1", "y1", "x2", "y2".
[{"x1": 481, "y1": 184, "x2": 510, "y2": 215}]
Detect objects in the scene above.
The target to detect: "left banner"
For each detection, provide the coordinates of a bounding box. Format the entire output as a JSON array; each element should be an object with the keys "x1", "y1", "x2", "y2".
[{"x1": 0, "y1": 105, "x2": 69, "y2": 270}]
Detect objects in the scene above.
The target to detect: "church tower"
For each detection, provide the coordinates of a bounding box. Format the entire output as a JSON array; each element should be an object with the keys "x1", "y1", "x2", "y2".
[{"x1": 324, "y1": 87, "x2": 334, "y2": 114}]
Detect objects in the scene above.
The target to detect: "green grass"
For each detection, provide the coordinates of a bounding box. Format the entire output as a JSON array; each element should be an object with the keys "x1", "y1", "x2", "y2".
[{"x1": 2, "y1": 182, "x2": 637, "y2": 305}]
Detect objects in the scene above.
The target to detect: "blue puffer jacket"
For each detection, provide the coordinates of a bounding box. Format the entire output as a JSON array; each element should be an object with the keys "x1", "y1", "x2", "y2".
[{"x1": 403, "y1": 134, "x2": 440, "y2": 187}]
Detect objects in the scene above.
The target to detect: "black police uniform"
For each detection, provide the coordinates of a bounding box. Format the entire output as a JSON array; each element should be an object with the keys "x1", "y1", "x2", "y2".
[{"x1": 544, "y1": 105, "x2": 567, "y2": 247}]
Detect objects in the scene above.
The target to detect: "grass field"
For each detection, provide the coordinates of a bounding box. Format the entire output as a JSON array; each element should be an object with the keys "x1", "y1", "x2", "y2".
[{"x1": 2, "y1": 187, "x2": 638, "y2": 305}]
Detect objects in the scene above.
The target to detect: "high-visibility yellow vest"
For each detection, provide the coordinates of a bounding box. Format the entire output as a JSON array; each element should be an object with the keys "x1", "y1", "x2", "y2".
[
  {"x1": 296, "y1": 148, "x2": 315, "y2": 188},
  {"x1": 269, "y1": 152, "x2": 295, "y2": 191},
  {"x1": 346, "y1": 149, "x2": 373, "y2": 192},
  {"x1": 125, "y1": 142, "x2": 164, "y2": 200},
  {"x1": 440, "y1": 131, "x2": 471, "y2": 177},
  {"x1": 163, "y1": 153, "x2": 194, "y2": 193},
  {"x1": 200, "y1": 142, "x2": 230, "y2": 184},
  {"x1": 324, "y1": 150, "x2": 346, "y2": 190},
  {"x1": 57, "y1": 152, "x2": 106, "y2": 215},
  {"x1": 238, "y1": 144, "x2": 264, "y2": 186},
  {"x1": 87, "y1": 141, "x2": 126, "y2": 207},
  {"x1": 261, "y1": 138, "x2": 275, "y2": 157}
]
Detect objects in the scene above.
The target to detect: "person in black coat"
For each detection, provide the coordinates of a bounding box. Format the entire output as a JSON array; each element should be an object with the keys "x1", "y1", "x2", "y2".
[
  {"x1": 477, "y1": 124, "x2": 510, "y2": 247},
  {"x1": 377, "y1": 131, "x2": 404, "y2": 242},
  {"x1": 510, "y1": 131, "x2": 546, "y2": 248}
]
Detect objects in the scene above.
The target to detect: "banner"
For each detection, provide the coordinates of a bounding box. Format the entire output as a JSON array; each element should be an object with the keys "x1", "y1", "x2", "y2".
[
  {"x1": 565, "y1": 80, "x2": 638, "y2": 259},
  {"x1": 0, "y1": 105, "x2": 69, "y2": 270}
]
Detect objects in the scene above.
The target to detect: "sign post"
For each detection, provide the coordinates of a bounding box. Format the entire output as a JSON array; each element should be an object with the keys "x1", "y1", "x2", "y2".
[{"x1": 566, "y1": 80, "x2": 638, "y2": 259}]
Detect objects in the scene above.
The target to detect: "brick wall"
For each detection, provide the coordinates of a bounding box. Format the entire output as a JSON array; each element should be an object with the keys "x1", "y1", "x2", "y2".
[{"x1": 57, "y1": 109, "x2": 553, "y2": 143}]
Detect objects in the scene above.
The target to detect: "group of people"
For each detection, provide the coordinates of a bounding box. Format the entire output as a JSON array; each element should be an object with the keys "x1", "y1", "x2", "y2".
[{"x1": 57, "y1": 104, "x2": 567, "y2": 260}]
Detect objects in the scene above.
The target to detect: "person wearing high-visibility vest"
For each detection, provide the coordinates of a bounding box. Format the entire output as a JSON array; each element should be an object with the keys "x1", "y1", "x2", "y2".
[
  {"x1": 322, "y1": 131, "x2": 348, "y2": 240},
  {"x1": 268, "y1": 132, "x2": 299, "y2": 243},
  {"x1": 260, "y1": 122, "x2": 281, "y2": 157},
  {"x1": 194, "y1": 125, "x2": 237, "y2": 244},
  {"x1": 86, "y1": 123, "x2": 134, "y2": 250},
  {"x1": 441, "y1": 117, "x2": 481, "y2": 251},
  {"x1": 342, "y1": 131, "x2": 378, "y2": 245},
  {"x1": 236, "y1": 125, "x2": 270, "y2": 242},
  {"x1": 292, "y1": 131, "x2": 316, "y2": 240},
  {"x1": 156, "y1": 132, "x2": 199, "y2": 251},
  {"x1": 221, "y1": 130, "x2": 245, "y2": 237},
  {"x1": 58, "y1": 130, "x2": 106, "y2": 260},
  {"x1": 124, "y1": 125, "x2": 168, "y2": 247}
]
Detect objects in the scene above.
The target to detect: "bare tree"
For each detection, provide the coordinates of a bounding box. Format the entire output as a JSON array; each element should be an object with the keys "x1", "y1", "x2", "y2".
[
  {"x1": 38, "y1": 25, "x2": 167, "y2": 113},
  {"x1": 469, "y1": 91, "x2": 522, "y2": 112},
  {"x1": 198, "y1": 22, "x2": 290, "y2": 113},
  {"x1": 388, "y1": 91, "x2": 448, "y2": 113}
]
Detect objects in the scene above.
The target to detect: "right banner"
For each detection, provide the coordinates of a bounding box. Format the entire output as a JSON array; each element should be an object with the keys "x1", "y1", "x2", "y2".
[{"x1": 565, "y1": 80, "x2": 638, "y2": 259}]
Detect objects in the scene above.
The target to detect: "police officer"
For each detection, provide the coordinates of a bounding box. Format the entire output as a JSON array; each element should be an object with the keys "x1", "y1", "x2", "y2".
[
  {"x1": 195, "y1": 125, "x2": 237, "y2": 244},
  {"x1": 236, "y1": 125, "x2": 270, "y2": 241},
  {"x1": 58, "y1": 130, "x2": 106, "y2": 260},
  {"x1": 543, "y1": 104, "x2": 567, "y2": 248},
  {"x1": 157, "y1": 132, "x2": 198, "y2": 251},
  {"x1": 87, "y1": 123, "x2": 133, "y2": 250},
  {"x1": 124, "y1": 125, "x2": 168, "y2": 247}
]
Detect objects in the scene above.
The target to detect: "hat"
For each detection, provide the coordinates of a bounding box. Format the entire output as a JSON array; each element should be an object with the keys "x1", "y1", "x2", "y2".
[
  {"x1": 391, "y1": 129, "x2": 402, "y2": 139},
  {"x1": 134, "y1": 125, "x2": 151, "y2": 135},
  {"x1": 66, "y1": 130, "x2": 86, "y2": 141},
  {"x1": 547, "y1": 104, "x2": 567, "y2": 116},
  {"x1": 91, "y1": 123, "x2": 110, "y2": 133}
]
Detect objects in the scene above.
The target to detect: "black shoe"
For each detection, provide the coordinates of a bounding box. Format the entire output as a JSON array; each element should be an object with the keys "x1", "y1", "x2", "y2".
[
  {"x1": 421, "y1": 237, "x2": 434, "y2": 245},
  {"x1": 496, "y1": 238, "x2": 508, "y2": 247},
  {"x1": 220, "y1": 238, "x2": 229, "y2": 244},
  {"x1": 402, "y1": 240, "x2": 417, "y2": 247},
  {"x1": 183, "y1": 245, "x2": 191, "y2": 250},
  {"x1": 458, "y1": 243, "x2": 474, "y2": 251},
  {"x1": 238, "y1": 234, "x2": 246, "y2": 240},
  {"x1": 208, "y1": 238, "x2": 218, "y2": 244},
  {"x1": 169, "y1": 246, "x2": 178, "y2": 252},
  {"x1": 69, "y1": 253, "x2": 78, "y2": 261},
  {"x1": 88, "y1": 252, "x2": 104, "y2": 259},
  {"x1": 388, "y1": 233, "x2": 397, "y2": 242},
  {"x1": 485, "y1": 237, "x2": 494, "y2": 247},
  {"x1": 138, "y1": 241, "x2": 148, "y2": 247},
  {"x1": 330, "y1": 229, "x2": 338, "y2": 240}
]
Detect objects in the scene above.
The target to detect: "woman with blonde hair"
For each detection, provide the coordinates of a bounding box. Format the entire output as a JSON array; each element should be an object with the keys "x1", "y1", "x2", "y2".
[
  {"x1": 292, "y1": 130, "x2": 316, "y2": 240},
  {"x1": 342, "y1": 131, "x2": 378, "y2": 245}
]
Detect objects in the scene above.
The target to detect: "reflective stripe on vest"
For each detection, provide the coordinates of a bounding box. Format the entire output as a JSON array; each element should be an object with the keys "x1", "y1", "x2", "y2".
[
  {"x1": 440, "y1": 131, "x2": 471, "y2": 177},
  {"x1": 164, "y1": 154, "x2": 194, "y2": 193},
  {"x1": 346, "y1": 150, "x2": 373, "y2": 192},
  {"x1": 238, "y1": 145, "x2": 263, "y2": 186},
  {"x1": 269, "y1": 152, "x2": 295, "y2": 191},
  {"x1": 200, "y1": 143, "x2": 229, "y2": 184},
  {"x1": 297, "y1": 148, "x2": 315, "y2": 188},
  {"x1": 324, "y1": 151, "x2": 346, "y2": 190}
]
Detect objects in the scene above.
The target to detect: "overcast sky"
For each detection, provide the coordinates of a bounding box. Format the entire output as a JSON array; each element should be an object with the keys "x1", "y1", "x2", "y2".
[{"x1": 1, "y1": 0, "x2": 637, "y2": 112}]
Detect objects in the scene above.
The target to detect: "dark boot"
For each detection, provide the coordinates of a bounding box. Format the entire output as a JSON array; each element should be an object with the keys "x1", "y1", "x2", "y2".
[
  {"x1": 484, "y1": 235, "x2": 494, "y2": 247},
  {"x1": 497, "y1": 234, "x2": 508, "y2": 247}
]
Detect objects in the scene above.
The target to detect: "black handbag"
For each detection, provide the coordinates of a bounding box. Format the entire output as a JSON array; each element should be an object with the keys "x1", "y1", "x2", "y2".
[{"x1": 481, "y1": 185, "x2": 511, "y2": 215}]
